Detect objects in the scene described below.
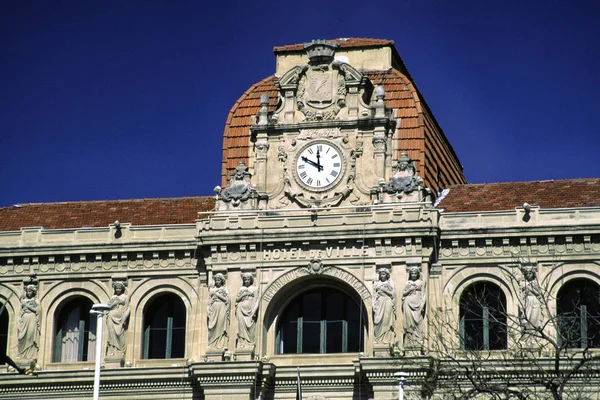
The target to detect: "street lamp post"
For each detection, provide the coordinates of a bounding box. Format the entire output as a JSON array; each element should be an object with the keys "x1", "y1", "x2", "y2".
[
  {"x1": 393, "y1": 371, "x2": 409, "y2": 400},
  {"x1": 90, "y1": 303, "x2": 110, "y2": 400}
]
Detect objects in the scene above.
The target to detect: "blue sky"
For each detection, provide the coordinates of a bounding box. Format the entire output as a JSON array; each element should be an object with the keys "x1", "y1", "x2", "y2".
[{"x1": 1, "y1": 1, "x2": 599, "y2": 207}]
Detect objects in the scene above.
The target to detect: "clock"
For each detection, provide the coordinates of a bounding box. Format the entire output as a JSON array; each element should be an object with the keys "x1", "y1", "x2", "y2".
[{"x1": 295, "y1": 141, "x2": 344, "y2": 191}]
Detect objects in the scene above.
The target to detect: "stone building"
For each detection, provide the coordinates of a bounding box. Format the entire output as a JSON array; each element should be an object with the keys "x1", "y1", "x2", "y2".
[{"x1": 1, "y1": 38, "x2": 599, "y2": 399}]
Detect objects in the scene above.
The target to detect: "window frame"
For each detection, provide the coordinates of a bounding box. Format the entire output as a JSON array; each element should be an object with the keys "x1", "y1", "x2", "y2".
[{"x1": 276, "y1": 287, "x2": 364, "y2": 355}]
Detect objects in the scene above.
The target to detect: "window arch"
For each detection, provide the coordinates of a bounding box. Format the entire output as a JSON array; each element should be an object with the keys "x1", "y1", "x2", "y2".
[
  {"x1": 459, "y1": 282, "x2": 507, "y2": 350},
  {"x1": 53, "y1": 297, "x2": 96, "y2": 362},
  {"x1": 276, "y1": 287, "x2": 365, "y2": 354},
  {"x1": 0, "y1": 307, "x2": 8, "y2": 363},
  {"x1": 142, "y1": 293, "x2": 186, "y2": 359},
  {"x1": 557, "y1": 279, "x2": 600, "y2": 348}
]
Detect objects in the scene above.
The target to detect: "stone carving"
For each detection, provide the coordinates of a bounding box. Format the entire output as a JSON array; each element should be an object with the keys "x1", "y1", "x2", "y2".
[
  {"x1": 277, "y1": 146, "x2": 288, "y2": 163},
  {"x1": 235, "y1": 273, "x2": 259, "y2": 348},
  {"x1": 519, "y1": 263, "x2": 544, "y2": 345},
  {"x1": 17, "y1": 281, "x2": 40, "y2": 361},
  {"x1": 402, "y1": 266, "x2": 426, "y2": 350},
  {"x1": 255, "y1": 141, "x2": 269, "y2": 157},
  {"x1": 387, "y1": 153, "x2": 422, "y2": 194},
  {"x1": 215, "y1": 162, "x2": 258, "y2": 210},
  {"x1": 371, "y1": 152, "x2": 430, "y2": 204},
  {"x1": 274, "y1": 40, "x2": 371, "y2": 123},
  {"x1": 373, "y1": 268, "x2": 396, "y2": 344},
  {"x1": 207, "y1": 273, "x2": 230, "y2": 349},
  {"x1": 305, "y1": 258, "x2": 328, "y2": 275},
  {"x1": 106, "y1": 280, "x2": 130, "y2": 357}
]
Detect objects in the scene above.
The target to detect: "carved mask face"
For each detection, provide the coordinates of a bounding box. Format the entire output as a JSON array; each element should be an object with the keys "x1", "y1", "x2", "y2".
[
  {"x1": 242, "y1": 276, "x2": 252, "y2": 286},
  {"x1": 214, "y1": 277, "x2": 223, "y2": 287},
  {"x1": 114, "y1": 284, "x2": 124, "y2": 295},
  {"x1": 25, "y1": 288, "x2": 35, "y2": 298},
  {"x1": 379, "y1": 271, "x2": 389, "y2": 281}
]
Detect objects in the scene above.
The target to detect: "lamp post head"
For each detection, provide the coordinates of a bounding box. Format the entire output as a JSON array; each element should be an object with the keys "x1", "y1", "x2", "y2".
[
  {"x1": 90, "y1": 303, "x2": 110, "y2": 315},
  {"x1": 394, "y1": 371, "x2": 409, "y2": 381}
]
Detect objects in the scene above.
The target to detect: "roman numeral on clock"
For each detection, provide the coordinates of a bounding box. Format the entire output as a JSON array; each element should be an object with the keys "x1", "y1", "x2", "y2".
[
  {"x1": 330, "y1": 170, "x2": 338, "y2": 177},
  {"x1": 300, "y1": 171, "x2": 307, "y2": 179},
  {"x1": 306, "y1": 178, "x2": 313, "y2": 185}
]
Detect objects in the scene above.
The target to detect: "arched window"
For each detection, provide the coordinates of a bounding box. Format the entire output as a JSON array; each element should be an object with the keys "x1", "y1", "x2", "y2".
[
  {"x1": 459, "y1": 282, "x2": 507, "y2": 350},
  {"x1": 276, "y1": 288, "x2": 365, "y2": 354},
  {"x1": 0, "y1": 307, "x2": 8, "y2": 363},
  {"x1": 53, "y1": 297, "x2": 96, "y2": 362},
  {"x1": 557, "y1": 279, "x2": 600, "y2": 348},
  {"x1": 143, "y1": 293, "x2": 186, "y2": 359}
]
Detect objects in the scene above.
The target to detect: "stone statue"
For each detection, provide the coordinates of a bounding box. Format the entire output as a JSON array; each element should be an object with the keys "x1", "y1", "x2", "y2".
[
  {"x1": 17, "y1": 284, "x2": 40, "y2": 361},
  {"x1": 373, "y1": 268, "x2": 396, "y2": 344},
  {"x1": 402, "y1": 266, "x2": 426, "y2": 349},
  {"x1": 207, "y1": 273, "x2": 230, "y2": 349},
  {"x1": 519, "y1": 264, "x2": 543, "y2": 344},
  {"x1": 235, "y1": 273, "x2": 259, "y2": 348},
  {"x1": 219, "y1": 162, "x2": 254, "y2": 207},
  {"x1": 386, "y1": 153, "x2": 422, "y2": 195},
  {"x1": 105, "y1": 281, "x2": 130, "y2": 357}
]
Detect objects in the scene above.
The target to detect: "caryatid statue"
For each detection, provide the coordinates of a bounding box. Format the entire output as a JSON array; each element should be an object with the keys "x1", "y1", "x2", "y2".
[
  {"x1": 17, "y1": 283, "x2": 40, "y2": 361},
  {"x1": 402, "y1": 266, "x2": 426, "y2": 349},
  {"x1": 235, "y1": 273, "x2": 259, "y2": 348},
  {"x1": 373, "y1": 268, "x2": 396, "y2": 344},
  {"x1": 105, "y1": 280, "x2": 130, "y2": 357},
  {"x1": 207, "y1": 273, "x2": 230, "y2": 349},
  {"x1": 519, "y1": 263, "x2": 544, "y2": 345}
]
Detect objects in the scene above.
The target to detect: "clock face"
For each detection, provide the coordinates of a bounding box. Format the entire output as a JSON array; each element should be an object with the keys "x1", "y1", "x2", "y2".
[{"x1": 295, "y1": 142, "x2": 343, "y2": 190}]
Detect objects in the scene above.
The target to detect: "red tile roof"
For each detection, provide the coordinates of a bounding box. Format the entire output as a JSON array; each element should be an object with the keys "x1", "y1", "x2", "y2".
[
  {"x1": 221, "y1": 69, "x2": 466, "y2": 191},
  {"x1": 273, "y1": 38, "x2": 395, "y2": 53},
  {"x1": 0, "y1": 197, "x2": 214, "y2": 232},
  {"x1": 437, "y1": 179, "x2": 600, "y2": 212}
]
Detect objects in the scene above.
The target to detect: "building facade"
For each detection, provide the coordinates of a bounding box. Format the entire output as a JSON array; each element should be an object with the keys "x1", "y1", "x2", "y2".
[{"x1": 1, "y1": 39, "x2": 599, "y2": 399}]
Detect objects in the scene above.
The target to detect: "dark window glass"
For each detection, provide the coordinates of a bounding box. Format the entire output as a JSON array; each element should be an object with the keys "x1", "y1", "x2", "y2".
[
  {"x1": 459, "y1": 282, "x2": 507, "y2": 350},
  {"x1": 53, "y1": 297, "x2": 96, "y2": 362},
  {"x1": 0, "y1": 309, "x2": 8, "y2": 364},
  {"x1": 557, "y1": 279, "x2": 600, "y2": 348},
  {"x1": 143, "y1": 293, "x2": 186, "y2": 359},
  {"x1": 277, "y1": 288, "x2": 364, "y2": 354}
]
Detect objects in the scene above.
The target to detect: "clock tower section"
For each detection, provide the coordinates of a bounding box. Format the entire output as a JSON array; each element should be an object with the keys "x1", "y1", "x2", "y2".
[{"x1": 216, "y1": 39, "x2": 466, "y2": 211}]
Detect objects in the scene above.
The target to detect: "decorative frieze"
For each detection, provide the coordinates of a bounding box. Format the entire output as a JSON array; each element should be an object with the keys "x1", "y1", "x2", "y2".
[
  {"x1": 0, "y1": 251, "x2": 195, "y2": 275},
  {"x1": 440, "y1": 235, "x2": 600, "y2": 260}
]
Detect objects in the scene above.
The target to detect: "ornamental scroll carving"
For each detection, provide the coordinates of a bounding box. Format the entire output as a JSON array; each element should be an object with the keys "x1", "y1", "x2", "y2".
[
  {"x1": 272, "y1": 40, "x2": 372, "y2": 124},
  {"x1": 215, "y1": 162, "x2": 263, "y2": 211}
]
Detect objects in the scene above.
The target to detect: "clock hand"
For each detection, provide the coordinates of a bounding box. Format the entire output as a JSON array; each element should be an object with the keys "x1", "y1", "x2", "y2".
[
  {"x1": 301, "y1": 156, "x2": 321, "y2": 170},
  {"x1": 316, "y1": 148, "x2": 323, "y2": 171}
]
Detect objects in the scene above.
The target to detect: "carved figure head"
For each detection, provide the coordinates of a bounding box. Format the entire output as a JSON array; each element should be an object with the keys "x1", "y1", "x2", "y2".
[
  {"x1": 377, "y1": 267, "x2": 390, "y2": 281},
  {"x1": 408, "y1": 266, "x2": 421, "y2": 280},
  {"x1": 24, "y1": 284, "x2": 37, "y2": 298},
  {"x1": 232, "y1": 162, "x2": 250, "y2": 181},
  {"x1": 521, "y1": 263, "x2": 537, "y2": 281},
  {"x1": 112, "y1": 281, "x2": 126, "y2": 295},
  {"x1": 241, "y1": 272, "x2": 254, "y2": 287},
  {"x1": 213, "y1": 273, "x2": 226, "y2": 287}
]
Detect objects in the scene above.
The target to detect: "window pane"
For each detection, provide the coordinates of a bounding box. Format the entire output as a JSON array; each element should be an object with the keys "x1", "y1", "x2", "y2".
[
  {"x1": 326, "y1": 321, "x2": 343, "y2": 353},
  {"x1": 277, "y1": 288, "x2": 364, "y2": 354},
  {"x1": 143, "y1": 293, "x2": 187, "y2": 359},
  {"x1": 302, "y1": 321, "x2": 321, "y2": 353},
  {"x1": 558, "y1": 279, "x2": 600, "y2": 348},
  {"x1": 302, "y1": 292, "x2": 321, "y2": 322},
  {"x1": 460, "y1": 283, "x2": 506, "y2": 350},
  {"x1": 0, "y1": 312, "x2": 8, "y2": 364}
]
